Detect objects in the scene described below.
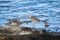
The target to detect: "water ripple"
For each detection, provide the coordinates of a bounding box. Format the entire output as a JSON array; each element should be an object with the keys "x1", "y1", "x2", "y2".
[{"x1": 0, "y1": 0, "x2": 60, "y2": 32}]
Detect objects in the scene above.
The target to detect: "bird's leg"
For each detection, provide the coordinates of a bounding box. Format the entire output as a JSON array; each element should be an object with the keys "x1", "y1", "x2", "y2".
[
  {"x1": 32, "y1": 22, "x2": 34, "y2": 28},
  {"x1": 33, "y1": 22, "x2": 35, "y2": 28}
]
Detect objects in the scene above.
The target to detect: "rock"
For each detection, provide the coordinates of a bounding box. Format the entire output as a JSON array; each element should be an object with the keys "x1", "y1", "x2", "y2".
[{"x1": 0, "y1": 31, "x2": 60, "y2": 40}]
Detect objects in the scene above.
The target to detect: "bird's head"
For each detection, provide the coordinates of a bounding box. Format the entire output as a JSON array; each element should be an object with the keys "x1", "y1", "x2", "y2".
[{"x1": 27, "y1": 14, "x2": 33, "y2": 17}]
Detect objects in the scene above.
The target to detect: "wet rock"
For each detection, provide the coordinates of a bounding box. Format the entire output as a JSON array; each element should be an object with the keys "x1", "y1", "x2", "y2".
[{"x1": 0, "y1": 30, "x2": 60, "y2": 40}]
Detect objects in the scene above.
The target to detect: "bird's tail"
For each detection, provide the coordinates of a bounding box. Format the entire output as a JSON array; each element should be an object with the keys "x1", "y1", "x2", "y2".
[{"x1": 42, "y1": 19, "x2": 48, "y2": 22}]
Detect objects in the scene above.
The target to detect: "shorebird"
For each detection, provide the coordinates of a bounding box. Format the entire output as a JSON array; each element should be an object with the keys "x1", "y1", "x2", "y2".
[
  {"x1": 5, "y1": 18, "x2": 32, "y2": 30},
  {"x1": 27, "y1": 14, "x2": 50, "y2": 28},
  {"x1": 27, "y1": 14, "x2": 40, "y2": 28},
  {"x1": 6, "y1": 19, "x2": 20, "y2": 26},
  {"x1": 6, "y1": 19, "x2": 31, "y2": 26}
]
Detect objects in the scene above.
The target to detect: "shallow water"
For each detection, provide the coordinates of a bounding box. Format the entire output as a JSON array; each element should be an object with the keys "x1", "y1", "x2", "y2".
[{"x1": 0, "y1": 0, "x2": 60, "y2": 32}]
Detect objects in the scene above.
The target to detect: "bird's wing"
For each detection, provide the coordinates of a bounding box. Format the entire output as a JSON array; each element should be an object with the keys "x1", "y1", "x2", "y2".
[{"x1": 30, "y1": 16, "x2": 40, "y2": 21}]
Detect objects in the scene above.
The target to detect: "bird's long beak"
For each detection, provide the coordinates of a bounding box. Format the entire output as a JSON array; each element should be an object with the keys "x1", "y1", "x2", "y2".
[{"x1": 26, "y1": 14, "x2": 32, "y2": 17}]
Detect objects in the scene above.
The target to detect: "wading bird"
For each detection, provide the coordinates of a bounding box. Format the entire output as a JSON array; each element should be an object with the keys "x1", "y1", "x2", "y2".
[
  {"x1": 6, "y1": 18, "x2": 32, "y2": 30},
  {"x1": 27, "y1": 14, "x2": 49, "y2": 28},
  {"x1": 6, "y1": 19, "x2": 20, "y2": 26},
  {"x1": 27, "y1": 14, "x2": 41, "y2": 28}
]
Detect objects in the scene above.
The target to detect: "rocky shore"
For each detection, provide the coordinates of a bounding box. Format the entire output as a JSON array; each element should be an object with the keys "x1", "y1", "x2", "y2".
[
  {"x1": 0, "y1": 18, "x2": 60, "y2": 40},
  {"x1": 0, "y1": 28, "x2": 60, "y2": 40}
]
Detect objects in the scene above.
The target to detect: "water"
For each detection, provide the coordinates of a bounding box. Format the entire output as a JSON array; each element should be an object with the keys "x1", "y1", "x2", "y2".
[{"x1": 0, "y1": 0, "x2": 60, "y2": 32}]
